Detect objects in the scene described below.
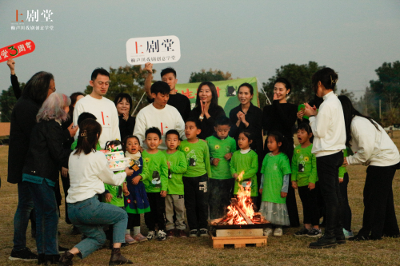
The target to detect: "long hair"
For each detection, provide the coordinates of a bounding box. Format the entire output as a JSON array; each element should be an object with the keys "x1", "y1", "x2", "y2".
[
  {"x1": 22, "y1": 71, "x2": 54, "y2": 105},
  {"x1": 195, "y1": 81, "x2": 219, "y2": 108},
  {"x1": 36, "y1": 93, "x2": 70, "y2": 122},
  {"x1": 267, "y1": 131, "x2": 289, "y2": 157},
  {"x1": 311, "y1": 67, "x2": 338, "y2": 93},
  {"x1": 74, "y1": 119, "x2": 102, "y2": 155},
  {"x1": 338, "y1": 95, "x2": 379, "y2": 147},
  {"x1": 69, "y1": 92, "x2": 85, "y2": 118}
]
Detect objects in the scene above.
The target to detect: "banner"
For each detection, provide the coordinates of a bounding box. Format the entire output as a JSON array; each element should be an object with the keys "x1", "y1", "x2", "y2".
[
  {"x1": 175, "y1": 77, "x2": 258, "y2": 117},
  {"x1": 0, "y1": 40, "x2": 35, "y2": 63}
]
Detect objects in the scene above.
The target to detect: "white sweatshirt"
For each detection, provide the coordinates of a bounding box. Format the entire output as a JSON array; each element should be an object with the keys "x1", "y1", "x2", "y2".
[
  {"x1": 309, "y1": 91, "x2": 346, "y2": 157},
  {"x1": 133, "y1": 103, "x2": 185, "y2": 150},
  {"x1": 347, "y1": 116, "x2": 400, "y2": 166},
  {"x1": 67, "y1": 151, "x2": 127, "y2": 203},
  {"x1": 73, "y1": 95, "x2": 120, "y2": 149}
]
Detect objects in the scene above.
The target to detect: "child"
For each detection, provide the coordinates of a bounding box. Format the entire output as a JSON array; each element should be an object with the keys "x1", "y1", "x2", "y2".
[
  {"x1": 179, "y1": 118, "x2": 212, "y2": 237},
  {"x1": 163, "y1": 130, "x2": 188, "y2": 238},
  {"x1": 137, "y1": 127, "x2": 168, "y2": 241},
  {"x1": 339, "y1": 147, "x2": 353, "y2": 238},
  {"x1": 122, "y1": 135, "x2": 150, "y2": 243},
  {"x1": 206, "y1": 116, "x2": 237, "y2": 219},
  {"x1": 291, "y1": 123, "x2": 321, "y2": 237},
  {"x1": 259, "y1": 131, "x2": 291, "y2": 237},
  {"x1": 230, "y1": 130, "x2": 258, "y2": 205}
]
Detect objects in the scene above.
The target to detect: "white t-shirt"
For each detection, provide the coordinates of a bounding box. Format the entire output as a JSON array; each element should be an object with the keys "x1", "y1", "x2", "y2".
[
  {"x1": 133, "y1": 103, "x2": 185, "y2": 150},
  {"x1": 73, "y1": 95, "x2": 120, "y2": 149}
]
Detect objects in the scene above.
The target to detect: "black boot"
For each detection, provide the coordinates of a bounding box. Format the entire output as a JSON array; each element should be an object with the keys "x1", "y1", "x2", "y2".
[
  {"x1": 309, "y1": 235, "x2": 337, "y2": 249},
  {"x1": 58, "y1": 251, "x2": 74, "y2": 266},
  {"x1": 45, "y1": 254, "x2": 60, "y2": 265},
  {"x1": 109, "y1": 248, "x2": 133, "y2": 265},
  {"x1": 38, "y1": 254, "x2": 46, "y2": 265}
]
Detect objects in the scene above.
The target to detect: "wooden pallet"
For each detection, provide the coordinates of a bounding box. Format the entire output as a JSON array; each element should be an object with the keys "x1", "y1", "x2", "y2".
[{"x1": 211, "y1": 235, "x2": 267, "y2": 249}]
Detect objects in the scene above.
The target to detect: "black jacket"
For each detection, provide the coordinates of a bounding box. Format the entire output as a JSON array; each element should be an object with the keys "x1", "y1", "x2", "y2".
[
  {"x1": 118, "y1": 115, "x2": 136, "y2": 141},
  {"x1": 189, "y1": 104, "x2": 225, "y2": 140}
]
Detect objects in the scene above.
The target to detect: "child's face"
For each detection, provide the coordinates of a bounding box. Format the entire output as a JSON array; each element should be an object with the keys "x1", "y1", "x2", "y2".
[
  {"x1": 126, "y1": 137, "x2": 140, "y2": 154},
  {"x1": 185, "y1": 121, "x2": 201, "y2": 140},
  {"x1": 215, "y1": 125, "x2": 230, "y2": 139},
  {"x1": 267, "y1": 135, "x2": 281, "y2": 153},
  {"x1": 238, "y1": 133, "x2": 252, "y2": 149},
  {"x1": 166, "y1": 134, "x2": 180, "y2": 150},
  {"x1": 297, "y1": 129, "x2": 311, "y2": 145},
  {"x1": 145, "y1": 133, "x2": 162, "y2": 150}
]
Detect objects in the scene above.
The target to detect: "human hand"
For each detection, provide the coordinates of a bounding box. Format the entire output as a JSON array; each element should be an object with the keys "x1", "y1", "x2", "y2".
[
  {"x1": 308, "y1": 182, "x2": 315, "y2": 190},
  {"x1": 68, "y1": 123, "x2": 79, "y2": 138},
  {"x1": 259, "y1": 188, "x2": 263, "y2": 194},
  {"x1": 7, "y1": 59, "x2": 15, "y2": 75},
  {"x1": 167, "y1": 161, "x2": 171, "y2": 169},
  {"x1": 160, "y1": 190, "x2": 167, "y2": 197},
  {"x1": 339, "y1": 178, "x2": 344, "y2": 183},
  {"x1": 233, "y1": 173, "x2": 238, "y2": 179},
  {"x1": 224, "y1": 153, "x2": 232, "y2": 160},
  {"x1": 297, "y1": 110, "x2": 304, "y2": 120},
  {"x1": 145, "y1": 62, "x2": 153, "y2": 73},
  {"x1": 281, "y1": 192, "x2": 288, "y2": 198},
  {"x1": 122, "y1": 183, "x2": 130, "y2": 196},
  {"x1": 304, "y1": 103, "x2": 317, "y2": 117},
  {"x1": 291, "y1": 181, "x2": 298, "y2": 189},
  {"x1": 125, "y1": 167, "x2": 134, "y2": 176},
  {"x1": 212, "y1": 158, "x2": 220, "y2": 166},
  {"x1": 343, "y1": 157, "x2": 348, "y2": 166},
  {"x1": 203, "y1": 101, "x2": 210, "y2": 117},
  {"x1": 122, "y1": 112, "x2": 129, "y2": 121},
  {"x1": 105, "y1": 193, "x2": 113, "y2": 202},
  {"x1": 132, "y1": 175, "x2": 141, "y2": 185},
  {"x1": 61, "y1": 167, "x2": 68, "y2": 178}
]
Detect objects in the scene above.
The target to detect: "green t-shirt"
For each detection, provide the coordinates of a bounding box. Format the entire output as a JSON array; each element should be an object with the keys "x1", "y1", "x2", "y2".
[
  {"x1": 230, "y1": 150, "x2": 259, "y2": 197},
  {"x1": 291, "y1": 144, "x2": 318, "y2": 187},
  {"x1": 141, "y1": 150, "x2": 168, "y2": 193},
  {"x1": 179, "y1": 139, "x2": 212, "y2": 178},
  {"x1": 163, "y1": 150, "x2": 187, "y2": 195},
  {"x1": 71, "y1": 139, "x2": 102, "y2": 150},
  {"x1": 261, "y1": 152, "x2": 291, "y2": 204},
  {"x1": 339, "y1": 148, "x2": 350, "y2": 178},
  {"x1": 103, "y1": 183, "x2": 125, "y2": 207},
  {"x1": 206, "y1": 135, "x2": 237, "y2": 180}
]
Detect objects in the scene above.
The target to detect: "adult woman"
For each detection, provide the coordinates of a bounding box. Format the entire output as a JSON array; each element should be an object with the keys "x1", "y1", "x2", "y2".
[
  {"x1": 188, "y1": 81, "x2": 225, "y2": 140},
  {"x1": 262, "y1": 77, "x2": 299, "y2": 227},
  {"x1": 59, "y1": 119, "x2": 133, "y2": 265},
  {"x1": 22, "y1": 93, "x2": 72, "y2": 264},
  {"x1": 339, "y1": 95, "x2": 400, "y2": 241},
  {"x1": 114, "y1": 93, "x2": 135, "y2": 141}
]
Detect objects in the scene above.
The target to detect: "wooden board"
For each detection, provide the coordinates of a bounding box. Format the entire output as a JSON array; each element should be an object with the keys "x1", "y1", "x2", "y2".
[
  {"x1": 211, "y1": 235, "x2": 267, "y2": 249},
  {"x1": 216, "y1": 228, "x2": 263, "y2": 237}
]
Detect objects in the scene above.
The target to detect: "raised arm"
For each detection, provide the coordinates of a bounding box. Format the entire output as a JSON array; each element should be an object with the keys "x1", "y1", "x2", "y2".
[{"x1": 144, "y1": 63, "x2": 154, "y2": 99}]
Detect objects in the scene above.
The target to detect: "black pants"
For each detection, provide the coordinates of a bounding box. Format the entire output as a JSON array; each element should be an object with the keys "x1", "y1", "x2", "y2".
[
  {"x1": 183, "y1": 174, "x2": 208, "y2": 230},
  {"x1": 209, "y1": 178, "x2": 234, "y2": 219},
  {"x1": 316, "y1": 151, "x2": 344, "y2": 238},
  {"x1": 298, "y1": 183, "x2": 320, "y2": 226},
  {"x1": 127, "y1": 213, "x2": 140, "y2": 229},
  {"x1": 144, "y1": 193, "x2": 165, "y2": 231},
  {"x1": 339, "y1": 173, "x2": 352, "y2": 231},
  {"x1": 358, "y1": 165, "x2": 399, "y2": 239}
]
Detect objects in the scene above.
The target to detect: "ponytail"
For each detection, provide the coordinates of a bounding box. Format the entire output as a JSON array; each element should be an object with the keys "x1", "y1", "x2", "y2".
[{"x1": 74, "y1": 118, "x2": 102, "y2": 155}]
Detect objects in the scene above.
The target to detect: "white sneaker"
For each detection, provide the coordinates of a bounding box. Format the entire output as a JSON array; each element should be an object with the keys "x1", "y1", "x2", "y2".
[
  {"x1": 263, "y1": 228, "x2": 273, "y2": 236},
  {"x1": 147, "y1": 230, "x2": 155, "y2": 241},
  {"x1": 157, "y1": 230, "x2": 167, "y2": 241},
  {"x1": 273, "y1": 227, "x2": 283, "y2": 237}
]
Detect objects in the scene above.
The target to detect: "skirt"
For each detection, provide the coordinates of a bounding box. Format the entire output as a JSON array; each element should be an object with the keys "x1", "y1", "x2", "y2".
[
  {"x1": 259, "y1": 201, "x2": 290, "y2": 226},
  {"x1": 125, "y1": 181, "x2": 150, "y2": 214}
]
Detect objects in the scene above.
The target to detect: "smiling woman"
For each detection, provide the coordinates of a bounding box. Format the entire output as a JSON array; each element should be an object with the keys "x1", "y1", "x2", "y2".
[{"x1": 114, "y1": 93, "x2": 135, "y2": 141}]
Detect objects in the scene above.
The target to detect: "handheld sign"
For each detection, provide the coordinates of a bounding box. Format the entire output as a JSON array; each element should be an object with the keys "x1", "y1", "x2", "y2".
[
  {"x1": 0, "y1": 40, "x2": 36, "y2": 63},
  {"x1": 126, "y1": 35, "x2": 180, "y2": 65}
]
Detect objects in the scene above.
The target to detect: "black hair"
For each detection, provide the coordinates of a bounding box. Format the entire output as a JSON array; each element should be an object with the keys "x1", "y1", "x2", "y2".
[
  {"x1": 311, "y1": 67, "x2": 338, "y2": 93},
  {"x1": 297, "y1": 123, "x2": 314, "y2": 143},
  {"x1": 69, "y1": 92, "x2": 85, "y2": 118},
  {"x1": 161, "y1": 67, "x2": 177, "y2": 78},
  {"x1": 22, "y1": 71, "x2": 54, "y2": 105},
  {"x1": 114, "y1": 93, "x2": 133, "y2": 112},
  {"x1": 166, "y1": 129, "x2": 181, "y2": 140},
  {"x1": 77, "y1": 112, "x2": 97, "y2": 127},
  {"x1": 267, "y1": 131, "x2": 289, "y2": 156},
  {"x1": 238, "y1": 129, "x2": 253, "y2": 142},
  {"x1": 74, "y1": 118, "x2": 102, "y2": 155},
  {"x1": 186, "y1": 117, "x2": 201, "y2": 129},
  {"x1": 274, "y1": 77, "x2": 292, "y2": 95},
  {"x1": 238, "y1": 83, "x2": 254, "y2": 95},
  {"x1": 195, "y1": 81, "x2": 219, "y2": 108},
  {"x1": 151, "y1": 81, "x2": 170, "y2": 95},
  {"x1": 338, "y1": 95, "x2": 379, "y2": 147},
  {"x1": 91, "y1": 68, "x2": 110, "y2": 81},
  {"x1": 214, "y1": 116, "x2": 231, "y2": 127},
  {"x1": 121, "y1": 135, "x2": 141, "y2": 153},
  {"x1": 145, "y1": 127, "x2": 162, "y2": 139}
]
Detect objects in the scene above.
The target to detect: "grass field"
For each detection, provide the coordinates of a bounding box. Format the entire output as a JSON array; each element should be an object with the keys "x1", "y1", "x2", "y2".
[{"x1": 1, "y1": 133, "x2": 400, "y2": 266}]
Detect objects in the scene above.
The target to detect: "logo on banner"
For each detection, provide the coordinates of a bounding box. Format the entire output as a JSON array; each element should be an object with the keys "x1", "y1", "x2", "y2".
[
  {"x1": 11, "y1": 9, "x2": 54, "y2": 31},
  {"x1": 0, "y1": 40, "x2": 36, "y2": 63},
  {"x1": 126, "y1": 35, "x2": 181, "y2": 65}
]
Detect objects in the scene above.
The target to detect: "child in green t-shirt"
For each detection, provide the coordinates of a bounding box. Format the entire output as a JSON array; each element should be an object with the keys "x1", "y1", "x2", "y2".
[
  {"x1": 339, "y1": 147, "x2": 354, "y2": 238},
  {"x1": 206, "y1": 116, "x2": 237, "y2": 220},
  {"x1": 163, "y1": 130, "x2": 188, "y2": 238},
  {"x1": 137, "y1": 127, "x2": 168, "y2": 241},
  {"x1": 179, "y1": 118, "x2": 211, "y2": 237},
  {"x1": 291, "y1": 123, "x2": 321, "y2": 237}
]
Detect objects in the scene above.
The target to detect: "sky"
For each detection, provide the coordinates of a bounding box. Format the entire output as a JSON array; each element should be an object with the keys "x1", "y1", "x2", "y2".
[{"x1": 1, "y1": 0, "x2": 399, "y2": 101}]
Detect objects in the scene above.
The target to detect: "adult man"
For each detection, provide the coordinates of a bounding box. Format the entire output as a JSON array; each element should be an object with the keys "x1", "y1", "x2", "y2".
[
  {"x1": 144, "y1": 63, "x2": 191, "y2": 121},
  {"x1": 73, "y1": 68, "x2": 120, "y2": 148},
  {"x1": 134, "y1": 81, "x2": 185, "y2": 150}
]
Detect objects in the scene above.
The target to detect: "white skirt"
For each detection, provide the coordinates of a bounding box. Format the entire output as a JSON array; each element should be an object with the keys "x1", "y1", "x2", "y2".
[{"x1": 259, "y1": 201, "x2": 290, "y2": 226}]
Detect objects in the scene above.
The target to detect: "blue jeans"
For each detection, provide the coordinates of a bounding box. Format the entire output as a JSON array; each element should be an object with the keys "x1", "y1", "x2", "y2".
[
  {"x1": 26, "y1": 180, "x2": 59, "y2": 255},
  {"x1": 68, "y1": 196, "x2": 127, "y2": 259},
  {"x1": 13, "y1": 182, "x2": 34, "y2": 251}
]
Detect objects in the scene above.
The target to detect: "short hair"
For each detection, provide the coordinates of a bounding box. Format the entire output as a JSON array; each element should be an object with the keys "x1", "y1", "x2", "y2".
[
  {"x1": 214, "y1": 116, "x2": 230, "y2": 127},
  {"x1": 186, "y1": 117, "x2": 201, "y2": 129},
  {"x1": 238, "y1": 83, "x2": 254, "y2": 95},
  {"x1": 74, "y1": 118, "x2": 102, "y2": 155},
  {"x1": 312, "y1": 67, "x2": 338, "y2": 92},
  {"x1": 77, "y1": 112, "x2": 97, "y2": 127},
  {"x1": 274, "y1": 77, "x2": 292, "y2": 95},
  {"x1": 267, "y1": 131, "x2": 289, "y2": 156},
  {"x1": 91, "y1": 68, "x2": 110, "y2": 81},
  {"x1": 36, "y1": 93, "x2": 70, "y2": 122},
  {"x1": 122, "y1": 135, "x2": 141, "y2": 152},
  {"x1": 195, "y1": 81, "x2": 219, "y2": 108},
  {"x1": 166, "y1": 129, "x2": 180, "y2": 140},
  {"x1": 297, "y1": 123, "x2": 314, "y2": 143},
  {"x1": 238, "y1": 129, "x2": 253, "y2": 142},
  {"x1": 151, "y1": 81, "x2": 170, "y2": 95},
  {"x1": 145, "y1": 127, "x2": 162, "y2": 139},
  {"x1": 161, "y1": 67, "x2": 176, "y2": 78},
  {"x1": 114, "y1": 93, "x2": 133, "y2": 112},
  {"x1": 22, "y1": 71, "x2": 54, "y2": 105}
]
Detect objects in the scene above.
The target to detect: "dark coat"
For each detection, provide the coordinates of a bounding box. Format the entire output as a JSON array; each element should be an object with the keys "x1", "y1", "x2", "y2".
[
  {"x1": 118, "y1": 115, "x2": 136, "y2": 141},
  {"x1": 188, "y1": 104, "x2": 225, "y2": 140}
]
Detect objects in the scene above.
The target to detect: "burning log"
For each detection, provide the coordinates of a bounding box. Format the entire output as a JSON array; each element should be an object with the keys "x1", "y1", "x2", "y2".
[{"x1": 231, "y1": 198, "x2": 253, "y2": 225}]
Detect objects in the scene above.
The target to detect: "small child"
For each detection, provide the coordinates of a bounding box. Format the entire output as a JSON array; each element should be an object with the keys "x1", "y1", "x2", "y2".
[
  {"x1": 163, "y1": 130, "x2": 188, "y2": 238},
  {"x1": 230, "y1": 130, "x2": 258, "y2": 205},
  {"x1": 339, "y1": 147, "x2": 353, "y2": 238},
  {"x1": 122, "y1": 135, "x2": 150, "y2": 243},
  {"x1": 179, "y1": 118, "x2": 211, "y2": 237},
  {"x1": 291, "y1": 123, "x2": 321, "y2": 237},
  {"x1": 206, "y1": 116, "x2": 237, "y2": 219},
  {"x1": 137, "y1": 127, "x2": 168, "y2": 241},
  {"x1": 259, "y1": 131, "x2": 291, "y2": 237}
]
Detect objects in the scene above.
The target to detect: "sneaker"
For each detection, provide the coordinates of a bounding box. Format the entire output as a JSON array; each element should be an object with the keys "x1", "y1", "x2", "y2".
[
  {"x1": 307, "y1": 228, "x2": 322, "y2": 238},
  {"x1": 125, "y1": 233, "x2": 137, "y2": 244},
  {"x1": 178, "y1": 230, "x2": 187, "y2": 238},
  {"x1": 157, "y1": 230, "x2": 167, "y2": 241},
  {"x1": 294, "y1": 227, "x2": 309, "y2": 237},
  {"x1": 343, "y1": 228, "x2": 354, "y2": 239},
  {"x1": 166, "y1": 229, "x2": 175, "y2": 238},
  {"x1": 58, "y1": 246, "x2": 69, "y2": 254},
  {"x1": 199, "y1": 228, "x2": 208, "y2": 237},
  {"x1": 263, "y1": 228, "x2": 273, "y2": 236},
  {"x1": 189, "y1": 229, "x2": 198, "y2": 238},
  {"x1": 133, "y1": 233, "x2": 148, "y2": 242},
  {"x1": 147, "y1": 230, "x2": 156, "y2": 241},
  {"x1": 9, "y1": 247, "x2": 38, "y2": 261},
  {"x1": 309, "y1": 235, "x2": 337, "y2": 249},
  {"x1": 273, "y1": 227, "x2": 283, "y2": 237}
]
